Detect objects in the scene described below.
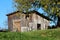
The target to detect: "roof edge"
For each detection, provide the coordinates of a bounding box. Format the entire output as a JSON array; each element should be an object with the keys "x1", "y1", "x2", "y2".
[
  {"x1": 6, "y1": 11, "x2": 20, "y2": 16},
  {"x1": 6, "y1": 10, "x2": 36, "y2": 16}
]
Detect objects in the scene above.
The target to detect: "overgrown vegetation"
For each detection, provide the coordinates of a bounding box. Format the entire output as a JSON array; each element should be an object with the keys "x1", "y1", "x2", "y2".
[{"x1": 0, "y1": 28, "x2": 60, "y2": 40}]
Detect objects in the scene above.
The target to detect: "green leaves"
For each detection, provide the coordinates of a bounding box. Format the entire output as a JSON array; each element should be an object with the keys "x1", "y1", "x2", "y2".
[
  {"x1": 40, "y1": 0, "x2": 60, "y2": 16},
  {"x1": 14, "y1": 0, "x2": 60, "y2": 16},
  {"x1": 14, "y1": 0, "x2": 32, "y2": 12}
]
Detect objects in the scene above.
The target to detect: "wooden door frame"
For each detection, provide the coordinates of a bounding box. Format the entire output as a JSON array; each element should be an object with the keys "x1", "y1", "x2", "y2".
[{"x1": 13, "y1": 19, "x2": 21, "y2": 32}]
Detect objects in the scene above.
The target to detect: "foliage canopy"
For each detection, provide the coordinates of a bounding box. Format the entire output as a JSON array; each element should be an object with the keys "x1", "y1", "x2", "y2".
[{"x1": 14, "y1": 0, "x2": 60, "y2": 16}]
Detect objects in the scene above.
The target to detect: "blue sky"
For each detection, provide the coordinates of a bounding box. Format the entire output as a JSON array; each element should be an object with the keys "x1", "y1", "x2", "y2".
[{"x1": 0, "y1": 0, "x2": 15, "y2": 29}]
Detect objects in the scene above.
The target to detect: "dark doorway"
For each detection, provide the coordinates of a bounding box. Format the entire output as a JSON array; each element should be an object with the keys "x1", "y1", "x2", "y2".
[{"x1": 37, "y1": 24, "x2": 41, "y2": 30}]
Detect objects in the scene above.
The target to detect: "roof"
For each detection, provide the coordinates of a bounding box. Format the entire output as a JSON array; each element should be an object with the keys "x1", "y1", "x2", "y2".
[
  {"x1": 36, "y1": 12, "x2": 52, "y2": 21},
  {"x1": 6, "y1": 11, "x2": 20, "y2": 16},
  {"x1": 6, "y1": 10, "x2": 39, "y2": 16},
  {"x1": 24, "y1": 10, "x2": 52, "y2": 20},
  {"x1": 6, "y1": 10, "x2": 52, "y2": 21}
]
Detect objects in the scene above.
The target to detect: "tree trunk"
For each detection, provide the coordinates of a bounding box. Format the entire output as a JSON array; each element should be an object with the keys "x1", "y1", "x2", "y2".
[{"x1": 57, "y1": 16, "x2": 60, "y2": 27}]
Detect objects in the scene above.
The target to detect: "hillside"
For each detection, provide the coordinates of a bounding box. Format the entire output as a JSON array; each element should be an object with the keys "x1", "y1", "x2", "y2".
[{"x1": 0, "y1": 28, "x2": 60, "y2": 40}]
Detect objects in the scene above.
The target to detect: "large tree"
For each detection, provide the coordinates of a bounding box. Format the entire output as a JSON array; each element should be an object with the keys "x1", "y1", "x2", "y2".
[
  {"x1": 14, "y1": 0, "x2": 60, "y2": 26},
  {"x1": 14, "y1": 0, "x2": 60, "y2": 16}
]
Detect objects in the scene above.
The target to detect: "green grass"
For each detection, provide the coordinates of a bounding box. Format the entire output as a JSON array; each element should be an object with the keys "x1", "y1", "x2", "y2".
[{"x1": 0, "y1": 28, "x2": 60, "y2": 40}]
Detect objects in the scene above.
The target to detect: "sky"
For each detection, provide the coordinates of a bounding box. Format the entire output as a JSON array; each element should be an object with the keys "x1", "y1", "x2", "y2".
[{"x1": 0, "y1": 0, "x2": 15, "y2": 29}]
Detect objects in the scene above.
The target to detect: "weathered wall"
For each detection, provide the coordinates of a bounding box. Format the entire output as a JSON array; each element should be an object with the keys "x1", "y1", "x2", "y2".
[
  {"x1": 29, "y1": 13, "x2": 50, "y2": 30},
  {"x1": 8, "y1": 12, "x2": 21, "y2": 32},
  {"x1": 20, "y1": 12, "x2": 50, "y2": 31}
]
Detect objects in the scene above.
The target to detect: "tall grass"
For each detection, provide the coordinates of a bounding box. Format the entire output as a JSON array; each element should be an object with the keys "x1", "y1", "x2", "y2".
[{"x1": 0, "y1": 28, "x2": 60, "y2": 40}]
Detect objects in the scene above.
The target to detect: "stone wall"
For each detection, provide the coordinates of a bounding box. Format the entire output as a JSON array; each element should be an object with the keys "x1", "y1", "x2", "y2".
[{"x1": 7, "y1": 11, "x2": 50, "y2": 32}]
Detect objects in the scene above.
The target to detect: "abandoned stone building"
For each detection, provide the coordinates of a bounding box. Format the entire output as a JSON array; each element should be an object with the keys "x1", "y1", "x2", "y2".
[{"x1": 7, "y1": 11, "x2": 52, "y2": 32}]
